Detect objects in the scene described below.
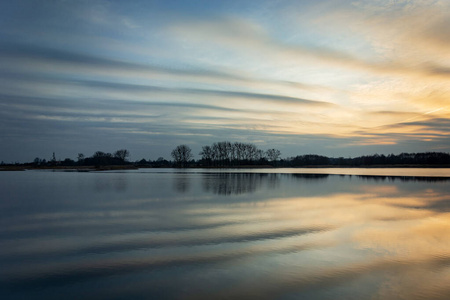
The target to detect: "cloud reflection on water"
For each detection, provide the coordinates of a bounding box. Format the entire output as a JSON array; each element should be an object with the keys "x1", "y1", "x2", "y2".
[{"x1": 1, "y1": 171, "x2": 450, "y2": 299}]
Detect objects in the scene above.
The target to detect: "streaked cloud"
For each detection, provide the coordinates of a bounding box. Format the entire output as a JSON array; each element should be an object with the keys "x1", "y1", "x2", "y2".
[{"x1": 0, "y1": 0, "x2": 449, "y2": 161}]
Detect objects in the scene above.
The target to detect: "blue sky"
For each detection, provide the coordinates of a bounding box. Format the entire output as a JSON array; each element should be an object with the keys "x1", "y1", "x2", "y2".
[{"x1": 1, "y1": 0, "x2": 450, "y2": 162}]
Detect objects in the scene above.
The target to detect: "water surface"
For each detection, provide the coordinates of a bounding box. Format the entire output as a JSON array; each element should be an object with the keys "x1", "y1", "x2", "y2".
[{"x1": 1, "y1": 169, "x2": 450, "y2": 299}]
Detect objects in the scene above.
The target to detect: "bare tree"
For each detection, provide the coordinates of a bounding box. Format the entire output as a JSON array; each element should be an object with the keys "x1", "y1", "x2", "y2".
[
  {"x1": 198, "y1": 141, "x2": 268, "y2": 166},
  {"x1": 114, "y1": 149, "x2": 130, "y2": 162},
  {"x1": 266, "y1": 148, "x2": 281, "y2": 162},
  {"x1": 234, "y1": 142, "x2": 243, "y2": 161},
  {"x1": 171, "y1": 145, "x2": 193, "y2": 167},
  {"x1": 199, "y1": 145, "x2": 213, "y2": 166},
  {"x1": 256, "y1": 149, "x2": 265, "y2": 161}
]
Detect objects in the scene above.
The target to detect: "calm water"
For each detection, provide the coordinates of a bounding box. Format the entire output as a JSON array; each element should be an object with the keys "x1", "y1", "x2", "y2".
[{"x1": 1, "y1": 169, "x2": 450, "y2": 299}]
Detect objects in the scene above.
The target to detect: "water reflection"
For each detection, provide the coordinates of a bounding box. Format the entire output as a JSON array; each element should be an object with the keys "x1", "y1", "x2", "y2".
[
  {"x1": 172, "y1": 172, "x2": 450, "y2": 196},
  {"x1": 356, "y1": 175, "x2": 450, "y2": 182},
  {"x1": 1, "y1": 170, "x2": 450, "y2": 300},
  {"x1": 202, "y1": 173, "x2": 279, "y2": 195},
  {"x1": 173, "y1": 174, "x2": 191, "y2": 193},
  {"x1": 291, "y1": 173, "x2": 330, "y2": 180},
  {"x1": 93, "y1": 173, "x2": 128, "y2": 192}
]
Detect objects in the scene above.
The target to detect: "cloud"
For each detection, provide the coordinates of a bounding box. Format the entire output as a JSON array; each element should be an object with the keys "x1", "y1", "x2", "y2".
[
  {"x1": 379, "y1": 118, "x2": 450, "y2": 135},
  {"x1": 0, "y1": 43, "x2": 242, "y2": 81},
  {"x1": 309, "y1": 1, "x2": 450, "y2": 75},
  {"x1": 168, "y1": 13, "x2": 450, "y2": 81},
  {"x1": 1, "y1": 1, "x2": 450, "y2": 161},
  {"x1": 0, "y1": 42, "x2": 336, "y2": 103},
  {"x1": 0, "y1": 59, "x2": 334, "y2": 116}
]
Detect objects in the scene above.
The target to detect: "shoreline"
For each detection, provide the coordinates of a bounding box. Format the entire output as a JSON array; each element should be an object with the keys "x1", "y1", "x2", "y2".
[
  {"x1": 2, "y1": 164, "x2": 450, "y2": 172},
  {"x1": 0, "y1": 165, "x2": 139, "y2": 172}
]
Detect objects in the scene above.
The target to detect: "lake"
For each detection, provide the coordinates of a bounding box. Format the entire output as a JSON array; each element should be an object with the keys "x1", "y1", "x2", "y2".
[{"x1": 1, "y1": 168, "x2": 450, "y2": 299}]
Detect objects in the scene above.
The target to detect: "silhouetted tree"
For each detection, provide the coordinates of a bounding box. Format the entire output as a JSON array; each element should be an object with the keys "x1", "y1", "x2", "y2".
[
  {"x1": 154, "y1": 157, "x2": 170, "y2": 167},
  {"x1": 171, "y1": 145, "x2": 193, "y2": 167},
  {"x1": 256, "y1": 149, "x2": 265, "y2": 161},
  {"x1": 266, "y1": 148, "x2": 281, "y2": 162},
  {"x1": 198, "y1": 141, "x2": 276, "y2": 166},
  {"x1": 83, "y1": 151, "x2": 123, "y2": 166},
  {"x1": 199, "y1": 145, "x2": 213, "y2": 166},
  {"x1": 290, "y1": 154, "x2": 330, "y2": 166},
  {"x1": 137, "y1": 158, "x2": 148, "y2": 165},
  {"x1": 62, "y1": 158, "x2": 75, "y2": 166},
  {"x1": 77, "y1": 153, "x2": 85, "y2": 165},
  {"x1": 114, "y1": 149, "x2": 130, "y2": 162}
]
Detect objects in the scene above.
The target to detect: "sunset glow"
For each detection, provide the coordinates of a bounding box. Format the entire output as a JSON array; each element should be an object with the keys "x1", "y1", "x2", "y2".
[{"x1": 1, "y1": 0, "x2": 449, "y2": 161}]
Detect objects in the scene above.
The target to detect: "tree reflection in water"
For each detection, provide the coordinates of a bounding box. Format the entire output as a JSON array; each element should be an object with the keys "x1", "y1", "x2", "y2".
[{"x1": 202, "y1": 173, "x2": 280, "y2": 195}]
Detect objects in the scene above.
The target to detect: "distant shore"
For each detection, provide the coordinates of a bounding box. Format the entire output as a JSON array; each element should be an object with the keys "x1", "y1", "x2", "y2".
[
  {"x1": 0, "y1": 165, "x2": 139, "y2": 172},
  {"x1": 2, "y1": 164, "x2": 450, "y2": 172}
]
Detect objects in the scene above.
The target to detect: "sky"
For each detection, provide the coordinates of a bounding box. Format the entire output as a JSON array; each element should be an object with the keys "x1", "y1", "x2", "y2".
[{"x1": 1, "y1": 0, "x2": 450, "y2": 162}]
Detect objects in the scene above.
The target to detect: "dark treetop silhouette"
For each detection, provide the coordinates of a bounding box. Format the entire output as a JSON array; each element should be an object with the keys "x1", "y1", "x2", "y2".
[{"x1": 2, "y1": 143, "x2": 450, "y2": 169}]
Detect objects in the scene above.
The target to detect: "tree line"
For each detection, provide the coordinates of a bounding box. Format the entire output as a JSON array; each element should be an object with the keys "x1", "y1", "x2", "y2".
[
  {"x1": 281, "y1": 152, "x2": 450, "y2": 167},
  {"x1": 169, "y1": 142, "x2": 281, "y2": 167},
  {"x1": 28, "y1": 149, "x2": 132, "y2": 167},
  {"x1": 3, "y1": 145, "x2": 450, "y2": 168},
  {"x1": 170, "y1": 142, "x2": 450, "y2": 167}
]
